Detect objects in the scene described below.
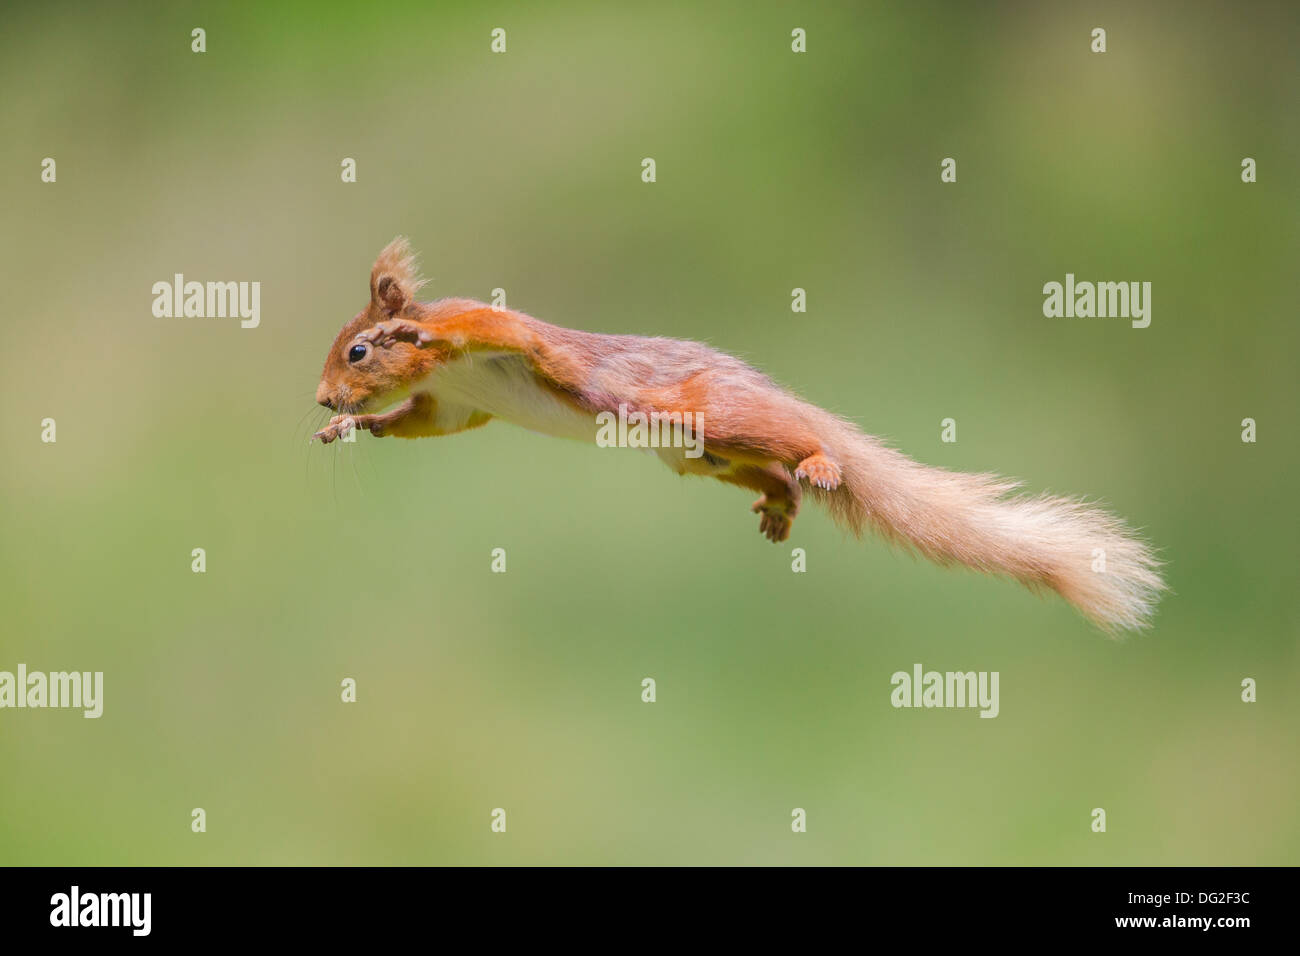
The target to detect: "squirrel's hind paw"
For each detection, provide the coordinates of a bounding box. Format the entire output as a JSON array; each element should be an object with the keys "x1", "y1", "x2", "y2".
[
  {"x1": 751, "y1": 496, "x2": 794, "y2": 543},
  {"x1": 794, "y1": 454, "x2": 842, "y2": 491}
]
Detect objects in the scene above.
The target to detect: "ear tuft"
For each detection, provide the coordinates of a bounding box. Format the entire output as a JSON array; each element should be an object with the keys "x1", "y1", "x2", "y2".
[{"x1": 370, "y1": 236, "x2": 427, "y2": 314}]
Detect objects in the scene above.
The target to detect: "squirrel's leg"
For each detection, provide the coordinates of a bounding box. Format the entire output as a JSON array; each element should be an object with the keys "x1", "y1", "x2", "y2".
[
  {"x1": 356, "y1": 318, "x2": 435, "y2": 348},
  {"x1": 314, "y1": 394, "x2": 491, "y2": 442},
  {"x1": 675, "y1": 385, "x2": 842, "y2": 492},
  {"x1": 716, "y1": 460, "x2": 802, "y2": 543},
  {"x1": 359, "y1": 310, "x2": 540, "y2": 355}
]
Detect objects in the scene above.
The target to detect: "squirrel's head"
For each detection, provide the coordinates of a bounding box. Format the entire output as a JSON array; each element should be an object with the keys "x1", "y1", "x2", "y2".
[{"x1": 316, "y1": 237, "x2": 435, "y2": 413}]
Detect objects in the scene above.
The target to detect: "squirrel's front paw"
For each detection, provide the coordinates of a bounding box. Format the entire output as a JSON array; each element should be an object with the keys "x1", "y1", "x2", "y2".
[
  {"x1": 360, "y1": 319, "x2": 433, "y2": 349},
  {"x1": 313, "y1": 414, "x2": 366, "y2": 444}
]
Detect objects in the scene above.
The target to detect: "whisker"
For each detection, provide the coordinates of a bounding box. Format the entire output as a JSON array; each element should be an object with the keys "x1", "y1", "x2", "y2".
[
  {"x1": 331, "y1": 427, "x2": 339, "y2": 506},
  {"x1": 303, "y1": 406, "x2": 331, "y2": 494},
  {"x1": 347, "y1": 432, "x2": 364, "y2": 497},
  {"x1": 292, "y1": 404, "x2": 321, "y2": 444}
]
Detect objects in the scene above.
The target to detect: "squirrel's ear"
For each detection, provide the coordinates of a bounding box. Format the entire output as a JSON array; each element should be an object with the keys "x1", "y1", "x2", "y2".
[{"x1": 369, "y1": 236, "x2": 426, "y2": 314}]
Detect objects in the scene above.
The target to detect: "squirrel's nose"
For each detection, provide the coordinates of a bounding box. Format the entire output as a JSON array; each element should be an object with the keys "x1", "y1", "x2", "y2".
[{"x1": 316, "y1": 384, "x2": 333, "y2": 409}]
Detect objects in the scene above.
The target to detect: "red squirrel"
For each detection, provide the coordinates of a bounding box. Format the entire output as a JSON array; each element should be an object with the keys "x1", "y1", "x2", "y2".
[{"x1": 314, "y1": 238, "x2": 1164, "y2": 632}]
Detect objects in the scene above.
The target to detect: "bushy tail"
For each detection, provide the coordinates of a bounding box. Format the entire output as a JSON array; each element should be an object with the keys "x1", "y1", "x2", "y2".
[{"x1": 810, "y1": 416, "x2": 1164, "y2": 633}]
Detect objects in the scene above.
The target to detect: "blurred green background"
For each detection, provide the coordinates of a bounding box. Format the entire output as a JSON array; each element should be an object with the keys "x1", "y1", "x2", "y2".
[{"x1": 2, "y1": 0, "x2": 1296, "y2": 865}]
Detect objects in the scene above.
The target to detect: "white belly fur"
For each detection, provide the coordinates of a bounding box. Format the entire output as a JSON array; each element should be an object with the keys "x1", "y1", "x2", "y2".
[{"x1": 419, "y1": 353, "x2": 598, "y2": 442}]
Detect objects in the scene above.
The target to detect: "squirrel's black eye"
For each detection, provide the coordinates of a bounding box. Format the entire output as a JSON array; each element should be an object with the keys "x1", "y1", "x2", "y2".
[{"x1": 348, "y1": 343, "x2": 368, "y2": 363}]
